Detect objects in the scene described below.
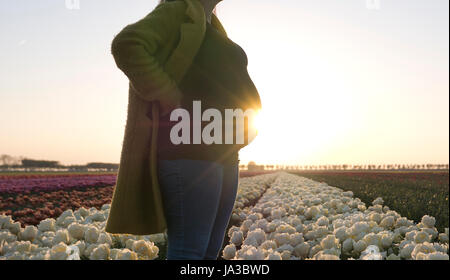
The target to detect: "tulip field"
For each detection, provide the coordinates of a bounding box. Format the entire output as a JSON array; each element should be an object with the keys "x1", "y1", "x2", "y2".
[
  {"x1": 290, "y1": 171, "x2": 449, "y2": 232},
  {"x1": 221, "y1": 173, "x2": 448, "y2": 260},
  {"x1": 0, "y1": 171, "x2": 449, "y2": 260},
  {"x1": 0, "y1": 173, "x2": 116, "y2": 226}
]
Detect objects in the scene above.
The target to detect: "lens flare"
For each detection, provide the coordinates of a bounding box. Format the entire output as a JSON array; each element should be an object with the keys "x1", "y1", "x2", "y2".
[{"x1": 251, "y1": 109, "x2": 262, "y2": 134}]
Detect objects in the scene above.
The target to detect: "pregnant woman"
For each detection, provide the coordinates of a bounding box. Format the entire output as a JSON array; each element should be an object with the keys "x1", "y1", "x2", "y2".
[{"x1": 105, "y1": 0, "x2": 261, "y2": 260}]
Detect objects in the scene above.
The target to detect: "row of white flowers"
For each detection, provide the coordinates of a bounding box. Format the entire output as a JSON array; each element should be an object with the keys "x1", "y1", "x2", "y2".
[
  {"x1": 0, "y1": 204, "x2": 164, "y2": 260},
  {"x1": 0, "y1": 173, "x2": 278, "y2": 260},
  {"x1": 1, "y1": 172, "x2": 448, "y2": 260},
  {"x1": 221, "y1": 172, "x2": 449, "y2": 260},
  {"x1": 229, "y1": 173, "x2": 278, "y2": 225}
]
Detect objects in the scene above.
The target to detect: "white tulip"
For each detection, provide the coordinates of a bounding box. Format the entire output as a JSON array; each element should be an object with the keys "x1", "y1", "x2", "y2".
[
  {"x1": 6, "y1": 252, "x2": 25, "y2": 260},
  {"x1": 420, "y1": 215, "x2": 436, "y2": 228},
  {"x1": 313, "y1": 252, "x2": 340, "y2": 260},
  {"x1": 360, "y1": 245, "x2": 382, "y2": 260},
  {"x1": 90, "y1": 244, "x2": 110, "y2": 260},
  {"x1": 289, "y1": 232, "x2": 304, "y2": 247},
  {"x1": 68, "y1": 223, "x2": 85, "y2": 240},
  {"x1": 273, "y1": 233, "x2": 290, "y2": 247},
  {"x1": 50, "y1": 242, "x2": 69, "y2": 260},
  {"x1": 116, "y1": 248, "x2": 138, "y2": 260},
  {"x1": 372, "y1": 197, "x2": 384, "y2": 206},
  {"x1": 97, "y1": 233, "x2": 112, "y2": 246},
  {"x1": 230, "y1": 230, "x2": 244, "y2": 246},
  {"x1": 132, "y1": 240, "x2": 159, "y2": 260},
  {"x1": 7, "y1": 222, "x2": 21, "y2": 235},
  {"x1": 38, "y1": 218, "x2": 56, "y2": 232},
  {"x1": 422, "y1": 227, "x2": 438, "y2": 240},
  {"x1": 333, "y1": 227, "x2": 348, "y2": 242},
  {"x1": 84, "y1": 226, "x2": 100, "y2": 244},
  {"x1": 265, "y1": 251, "x2": 282, "y2": 260},
  {"x1": 83, "y1": 243, "x2": 98, "y2": 258},
  {"x1": 19, "y1": 225, "x2": 37, "y2": 242},
  {"x1": 379, "y1": 216, "x2": 395, "y2": 229},
  {"x1": 420, "y1": 252, "x2": 449, "y2": 260},
  {"x1": 0, "y1": 215, "x2": 13, "y2": 229},
  {"x1": 148, "y1": 233, "x2": 166, "y2": 244},
  {"x1": 386, "y1": 253, "x2": 401, "y2": 260},
  {"x1": 411, "y1": 242, "x2": 436, "y2": 260},
  {"x1": 342, "y1": 238, "x2": 353, "y2": 253},
  {"x1": 246, "y1": 228, "x2": 266, "y2": 246},
  {"x1": 414, "y1": 231, "x2": 431, "y2": 244},
  {"x1": 293, "y1": 242, "x2": 310, "y2": 259},
  {"x1": 399, "y1": 243, "x2": 415, "y2": 259},
  {"x1": 280, "y1": 250, "x2": 291, "y2": 260},
  {"x1": 0, "y1": 231, "x2": 17, "y2": 243},
  {"x1": 15, "y1": 241, "x2": 32, "y2": 254},
  {"x1": 438, "y1": 233, "x2": 449, "y2": 243},
  {"x1": 320, "y1": 235, "x2": 339, "y2": 250},
  {"x1": 236, "y1": 245, "x2": 265, "y2": 260},
  {"x1": 222, "y1": 244, "x2": 236, "y2": 260},
  {"x1": 353, "y1": 240, "x2": 367, "y2": 254},
  {"x1": 53, "y1": 229, "x2": 70, "y2": 245}
]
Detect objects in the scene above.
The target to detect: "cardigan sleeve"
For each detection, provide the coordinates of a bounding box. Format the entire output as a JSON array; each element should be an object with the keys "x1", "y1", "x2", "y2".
[{"x1": 111, "y1": 2, "x2": 186, "y2": 104}]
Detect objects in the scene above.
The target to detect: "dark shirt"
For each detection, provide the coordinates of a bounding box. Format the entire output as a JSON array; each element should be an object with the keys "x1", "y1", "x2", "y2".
[{"x1": 157, "y1": 21, "x2": 260, "y2": 165}]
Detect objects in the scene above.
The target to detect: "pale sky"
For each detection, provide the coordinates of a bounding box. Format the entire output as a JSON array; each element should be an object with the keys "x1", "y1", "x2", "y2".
[{"x1": 0, "y1": 0, "x2": 448, "y2": 166}]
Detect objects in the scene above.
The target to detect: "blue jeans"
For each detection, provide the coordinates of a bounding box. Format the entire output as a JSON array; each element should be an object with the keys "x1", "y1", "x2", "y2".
[{"x1": 157, "y1": 158, "x2": 240, "y2": 260}]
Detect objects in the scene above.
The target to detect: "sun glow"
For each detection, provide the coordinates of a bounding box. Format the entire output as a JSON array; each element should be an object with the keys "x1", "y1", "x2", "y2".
[{"x1": 250, "y1": 109, "x2": 262, "y2": 135}]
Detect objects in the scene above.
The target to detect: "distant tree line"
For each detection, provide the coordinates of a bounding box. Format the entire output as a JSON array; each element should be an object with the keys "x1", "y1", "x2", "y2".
[
  {"x1": 258, "y1": 163, "x2": 449, "y2": 171},
  {"x1": 1, "y1": 154, "x2": 448, "y2": 172},
  {"x1": 0, "y1": 154, "x2": 118, "y2": 172}
]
